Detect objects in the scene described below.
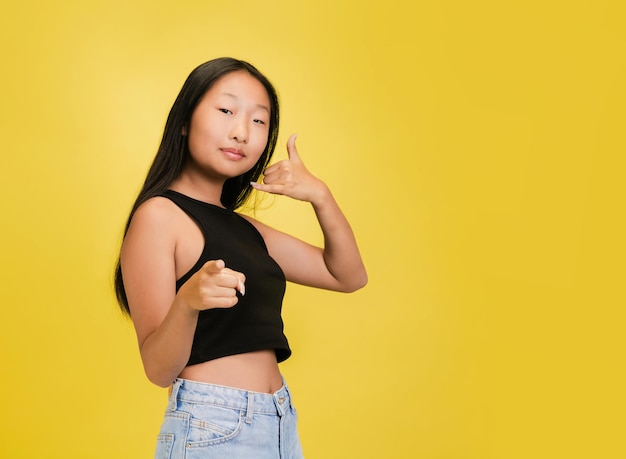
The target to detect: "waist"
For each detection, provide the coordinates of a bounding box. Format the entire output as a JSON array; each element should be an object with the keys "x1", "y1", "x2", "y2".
[
  {"x1": 178, "y1": 349, "x2": 283, "y2": 393},
  {"x1": 168, "y1": 377, "x2": 295, "y2": 416}
]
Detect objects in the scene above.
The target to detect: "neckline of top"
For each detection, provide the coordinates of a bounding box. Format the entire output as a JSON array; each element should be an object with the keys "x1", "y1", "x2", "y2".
[{"x1": 164, "y1": 190, "x2": 234, "y2": 213}]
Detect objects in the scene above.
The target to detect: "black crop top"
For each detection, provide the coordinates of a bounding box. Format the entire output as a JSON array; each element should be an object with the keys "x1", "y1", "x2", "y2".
[{"x1": 161, "y1": 190, "x2": 291, "y2": 366}]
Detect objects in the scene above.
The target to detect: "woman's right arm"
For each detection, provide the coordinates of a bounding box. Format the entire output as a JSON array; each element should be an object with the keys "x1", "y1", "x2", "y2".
[{"x1": 121, "y1": 198, "x2": 244, "y2": 388}]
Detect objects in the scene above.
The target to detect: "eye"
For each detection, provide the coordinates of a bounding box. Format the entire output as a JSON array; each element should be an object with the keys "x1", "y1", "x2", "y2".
[
  {"x1": 219, "y1": 108, "x2": 233, "y2": 115},
  {"x1": 253, "y1": 119, "x2": 266, "y2": 125}
]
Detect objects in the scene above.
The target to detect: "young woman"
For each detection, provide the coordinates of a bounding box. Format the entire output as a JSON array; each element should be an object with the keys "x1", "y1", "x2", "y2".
[{"x1": 115, "y1": 57, "x2": 367, "y2": 458}]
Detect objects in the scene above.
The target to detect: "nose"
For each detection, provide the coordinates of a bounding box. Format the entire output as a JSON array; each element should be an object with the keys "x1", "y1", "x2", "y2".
[{"x1": 229, "y1": 116, "x2": 248, "y2": 144}]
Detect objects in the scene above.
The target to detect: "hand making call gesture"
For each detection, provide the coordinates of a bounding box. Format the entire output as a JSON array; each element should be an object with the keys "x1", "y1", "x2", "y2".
[{"x1": 251, "y1": 134, "x2": 329, "y2": 205}]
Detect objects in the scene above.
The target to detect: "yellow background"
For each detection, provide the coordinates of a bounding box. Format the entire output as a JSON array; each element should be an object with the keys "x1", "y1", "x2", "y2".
[{"x1": 1, "y1": 1, "x2": 624, "y2": 457}]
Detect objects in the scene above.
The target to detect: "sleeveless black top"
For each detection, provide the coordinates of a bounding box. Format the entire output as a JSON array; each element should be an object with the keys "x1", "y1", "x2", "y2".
[{"x1": 161, "y1": 190, "x2": 291, "y2": 365}]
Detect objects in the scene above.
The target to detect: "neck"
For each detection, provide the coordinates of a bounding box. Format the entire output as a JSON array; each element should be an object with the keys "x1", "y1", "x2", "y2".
[{"x1": 169, "y1": 170, "x2": 226, "y2": 207}]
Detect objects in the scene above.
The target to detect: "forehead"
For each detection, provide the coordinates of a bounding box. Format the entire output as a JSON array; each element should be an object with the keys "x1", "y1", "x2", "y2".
[{"x1": 206, "y1": 71, "x2": 270, "y2": 108}]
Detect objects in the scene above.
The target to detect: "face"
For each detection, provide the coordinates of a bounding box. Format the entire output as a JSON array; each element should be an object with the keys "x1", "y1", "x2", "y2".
[{"x1": 185, "y1": 71, "x2": 271, "y2": 181}]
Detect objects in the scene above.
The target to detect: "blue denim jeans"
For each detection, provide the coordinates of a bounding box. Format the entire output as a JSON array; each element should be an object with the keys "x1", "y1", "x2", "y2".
[{"x1": 155, "y1": 378, "x2": 304, "y2": 459}]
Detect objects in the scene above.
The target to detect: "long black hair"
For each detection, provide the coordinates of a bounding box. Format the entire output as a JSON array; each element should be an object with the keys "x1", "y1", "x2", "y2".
[{"x1": 114, "y1": 57, "x2": 280, "y2": 315}]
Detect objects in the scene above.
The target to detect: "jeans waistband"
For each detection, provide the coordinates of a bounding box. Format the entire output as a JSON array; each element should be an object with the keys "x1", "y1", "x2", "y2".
[{"x1": 167, "y1": 377, "x2": 294, "y2": 420}]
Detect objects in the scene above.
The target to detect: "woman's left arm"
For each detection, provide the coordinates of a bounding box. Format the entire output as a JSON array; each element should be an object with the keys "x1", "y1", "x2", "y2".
[{"x1": 248, "y1": 134, "x2": 368, "y2": 292}]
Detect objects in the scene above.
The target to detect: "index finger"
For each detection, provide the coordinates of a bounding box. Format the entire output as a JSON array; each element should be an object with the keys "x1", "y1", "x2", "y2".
[{"x1": 202, "y1": 259, "x2": 225, "y2": 273}]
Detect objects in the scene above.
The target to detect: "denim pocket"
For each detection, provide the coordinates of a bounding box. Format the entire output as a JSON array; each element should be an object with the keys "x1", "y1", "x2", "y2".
[
  {"x1": 155, "y1": 433, "x2": 174, "y2": 459},
  {"x1": 186, "y1": 403, "x2": 245, "y2": 448}
]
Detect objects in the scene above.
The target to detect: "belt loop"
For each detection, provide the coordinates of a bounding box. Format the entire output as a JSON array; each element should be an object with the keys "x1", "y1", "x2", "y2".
[
  {"x1": 245, "y1": 392, "x2": 254, "y2": 424},
  {"x1": 282, "y1": 379, "x2": 294, "y2": 409},
  {"x1": 167, "y1": 379, "x2": 182, "y2": 411}
]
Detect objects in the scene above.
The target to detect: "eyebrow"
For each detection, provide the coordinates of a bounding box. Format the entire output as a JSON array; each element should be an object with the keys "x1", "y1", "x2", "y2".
[{"x1": 221, "y1": 92, "x2": 270, "y2": 113}]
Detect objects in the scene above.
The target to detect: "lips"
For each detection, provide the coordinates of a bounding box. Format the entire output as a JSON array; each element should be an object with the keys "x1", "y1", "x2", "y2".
[{"x1": 221, "y1": 148, "x2": 245, "y2": 160}]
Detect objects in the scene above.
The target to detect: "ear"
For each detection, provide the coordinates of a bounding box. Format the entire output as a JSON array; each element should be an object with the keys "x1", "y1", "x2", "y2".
[{"x1": 181, "y1": 125, "x2": 188, "y2": 136}]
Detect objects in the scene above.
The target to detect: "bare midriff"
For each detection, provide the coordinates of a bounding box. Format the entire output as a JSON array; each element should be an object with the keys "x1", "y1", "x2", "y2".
[{"x1": 178, "y1": 350, "x2": 284, "y2": 394}]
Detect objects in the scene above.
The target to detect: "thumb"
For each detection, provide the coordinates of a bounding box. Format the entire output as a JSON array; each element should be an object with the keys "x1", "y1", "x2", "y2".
[
  {"x1": 203, "y1": 259, "x2": 225, "y2": 273},
  {"x1": 286, "y1": 133, "x2": 301, "y2": 162}
]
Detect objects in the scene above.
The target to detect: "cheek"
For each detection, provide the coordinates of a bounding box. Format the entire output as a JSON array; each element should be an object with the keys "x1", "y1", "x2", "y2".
[
  {"x1": 186, "y1": 130, "x2": 203, "y2": 156},
  {"x1": 187, "y1": 120, "x2": 217, "y2": 150},
  {"x1": 252, "y1": 129, "x2": 269, "y2": 152},
  {"x1": 250, "y1": 142, "x2": 268, "y2": 164}
]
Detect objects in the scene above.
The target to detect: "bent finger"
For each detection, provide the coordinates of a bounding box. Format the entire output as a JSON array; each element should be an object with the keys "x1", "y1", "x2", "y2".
[
  {"x1": 263, "y1": 159, "x2": 289, "y2": 176},
  {"x1": 250, "y1": 182, "x2": 286, "y2": 195},
  {"x1": 221, "y1": 269, "x2": 246, "y2": 296},
  {"x1": 206, "y1": 295, "x2": 240, "y2": 309}
]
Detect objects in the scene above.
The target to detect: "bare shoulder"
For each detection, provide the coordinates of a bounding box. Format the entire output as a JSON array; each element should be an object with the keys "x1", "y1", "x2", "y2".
[
  {"x1": 130, "y1": 196, "x2": 181, "y2": 229},
  {"x1": 122, "y1": 196, "x2": 182, "y2": 270}
]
